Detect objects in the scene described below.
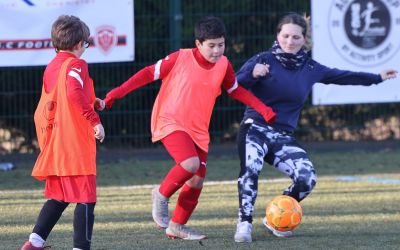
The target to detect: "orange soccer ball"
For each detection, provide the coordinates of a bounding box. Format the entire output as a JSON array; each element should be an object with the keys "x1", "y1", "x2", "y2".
[{"x1": 265, "y1": 195, "x2": 302, "y2": 232}]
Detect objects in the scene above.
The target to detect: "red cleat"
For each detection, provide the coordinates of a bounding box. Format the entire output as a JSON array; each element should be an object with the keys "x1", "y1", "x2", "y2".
[{"x1": 20, "y1": 241, "x2": 51, "y2": 250}]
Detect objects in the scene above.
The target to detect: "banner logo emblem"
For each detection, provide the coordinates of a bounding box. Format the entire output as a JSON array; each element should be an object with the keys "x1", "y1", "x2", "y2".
[
  {"x1": 329, "y1": 0, "x2": 400, "y2": 67},
  {"x1": 95, "y1": 25, "x2": 117, "y2": 55}
]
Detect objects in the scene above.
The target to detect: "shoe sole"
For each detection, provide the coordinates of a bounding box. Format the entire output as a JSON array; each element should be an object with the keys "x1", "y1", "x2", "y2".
[
  {"x1": 262, "y1": 218, "x2": 292, "y2": 237},
  {"x1": 234, "y1": 237, "x2": 252, "y2": 243},
  {"x1": 166, "y1": 233, "x2": 207, "y2": 240},
  {"x1": 155, "y1": 224, "x2": 167, "y2": 229}
]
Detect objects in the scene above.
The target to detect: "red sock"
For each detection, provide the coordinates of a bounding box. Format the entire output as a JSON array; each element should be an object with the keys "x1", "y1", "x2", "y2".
[
  {"x1": 171, "y1": 184, "x2": 202, "y2": 224},
  {"x1": 159, "y1": 164, "x2": 194, "y2": 198}
]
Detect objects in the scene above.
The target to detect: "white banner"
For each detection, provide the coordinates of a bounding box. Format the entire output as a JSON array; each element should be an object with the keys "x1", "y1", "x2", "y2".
[
  {"x1": 311, "y1": 0, "x2": 400, "y2": 105},
  {"x1": 0, "y1": 0, "x2": 134, "y2": 67}
]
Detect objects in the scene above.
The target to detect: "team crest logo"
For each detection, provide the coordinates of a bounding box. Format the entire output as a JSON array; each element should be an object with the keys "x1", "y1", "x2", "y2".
[
  {"x1": 43, "y1": 101, "x2": 56, "y2": 121},
  {"x1": 328, "y1": 0, "x2": 400, "y2": 67},
  {"x1": 95, "y1": 25, "x2": 117, "y2": 55}
]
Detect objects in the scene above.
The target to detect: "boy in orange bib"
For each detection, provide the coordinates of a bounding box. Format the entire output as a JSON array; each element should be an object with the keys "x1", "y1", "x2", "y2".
[
  {"x1": 104, "y1": 16, "x2": 276, "y2": 240},
  {"x1": 21, "y1": 15, "x2": 105, "y2": 250}
]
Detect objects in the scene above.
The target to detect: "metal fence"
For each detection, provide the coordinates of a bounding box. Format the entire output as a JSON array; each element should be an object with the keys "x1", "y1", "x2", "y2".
[{"x1": 0, "y1": 0, "x2": 399, "y2": 154}]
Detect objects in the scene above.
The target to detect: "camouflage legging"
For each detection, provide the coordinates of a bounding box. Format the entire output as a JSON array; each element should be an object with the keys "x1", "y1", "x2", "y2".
[{"x1": 237, "y1": 119, "x2": 317, "y2": 223}]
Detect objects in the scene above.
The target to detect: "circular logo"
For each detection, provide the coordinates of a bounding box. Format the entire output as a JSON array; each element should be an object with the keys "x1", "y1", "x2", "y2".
[{"x1": 328, "y1": 0, "x2": 400, "y2": 67}]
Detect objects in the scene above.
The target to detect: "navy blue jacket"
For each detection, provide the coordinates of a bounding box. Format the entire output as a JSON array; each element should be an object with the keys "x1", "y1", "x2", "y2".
[{"x1": 236, "y1": 50, "x2": 383, "y2": 133}]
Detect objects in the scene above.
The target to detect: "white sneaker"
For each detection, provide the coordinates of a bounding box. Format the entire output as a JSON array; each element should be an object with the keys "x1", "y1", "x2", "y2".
[
  {"x1": 151, "y1": 186, "x2": 169, "y2": 228},
  {"x1": 234, "y1": 221, "x2": 253, "y2": 242},
  {"x1": 262, "y1": 217, "x2": 293, "y2": 237},
  {"x1": 166, "y1": 221, "x2": 207, "y2": 240}
]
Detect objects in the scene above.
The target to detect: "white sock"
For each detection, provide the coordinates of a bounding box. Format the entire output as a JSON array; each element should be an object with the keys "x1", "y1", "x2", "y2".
[
  {"x1": 29, "y1": 233, "x2": 45, "y2": 247},
  {"x1": 73, "y1": 248, "x2": 83, "y2": 250}
]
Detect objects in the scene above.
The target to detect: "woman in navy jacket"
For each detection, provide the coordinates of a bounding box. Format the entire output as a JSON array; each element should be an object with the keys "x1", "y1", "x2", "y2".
[{"x1": 234, "y1": 13, "x2": 397, "y2": 243}]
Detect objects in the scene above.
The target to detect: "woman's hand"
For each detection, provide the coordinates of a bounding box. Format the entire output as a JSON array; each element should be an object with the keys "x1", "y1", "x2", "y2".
[
  {"x1": 252, "y1": 63, "x2": 270, "y2": 78},
  {"x1": 380, "y1": 69, "x2": 398, "y2": 81}
]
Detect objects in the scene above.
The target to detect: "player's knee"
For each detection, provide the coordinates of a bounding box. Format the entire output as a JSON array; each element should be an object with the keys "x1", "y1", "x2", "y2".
[
  {"x1": 296, "y1": 173, "x2": 317, "y2": 192},
  {"x1": 186, "y1": 175, "x2": 204, "y2": 188},
  {"x1": 180, "y1": 156, "x2": 200, "y2": 173}
]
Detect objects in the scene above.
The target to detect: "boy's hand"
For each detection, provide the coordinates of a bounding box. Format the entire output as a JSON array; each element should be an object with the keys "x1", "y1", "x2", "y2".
[
  {"x1": 104, "y1": 88, "x2": 122, "y2": 109},
  {"x1": 261, "y1": 107, "x2": 276, "y2": 123},
  {"x1": 104, "y1": 95, "x2": 115, "y2": 109},
  {"x1": 94, "y1": 98, "x2": 105, "y2": 111},
  {"x1": 94, "y1": 124, "x2": 105, "y2": 143}
]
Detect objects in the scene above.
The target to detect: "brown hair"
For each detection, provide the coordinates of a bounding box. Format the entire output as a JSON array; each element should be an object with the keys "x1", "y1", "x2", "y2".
[
  {"x1": 276, "y1": 13, "x2": 307, "y2": 36},
  {"x1": 51, "y1": 15, "x2": 90, "y2": 52}
]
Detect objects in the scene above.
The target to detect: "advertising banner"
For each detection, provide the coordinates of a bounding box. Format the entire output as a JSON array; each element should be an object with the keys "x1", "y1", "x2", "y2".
[
  {"x1": 311, "y1": 0, "x2": 400, "y2": 105},
  {"x1": 0, "y1": 0, "x2": 134, "y2": 67}
]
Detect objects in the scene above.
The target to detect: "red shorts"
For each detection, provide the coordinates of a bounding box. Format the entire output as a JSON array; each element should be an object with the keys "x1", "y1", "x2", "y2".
[
  {"x1": 44, "y1": 175, "x2": 97, "y2": 203},
  {"x1": 161, "y1": 131, "x2": 208, "y2": 178}
]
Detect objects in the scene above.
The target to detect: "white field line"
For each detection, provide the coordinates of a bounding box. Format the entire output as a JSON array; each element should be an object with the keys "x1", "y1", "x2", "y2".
[
  {"x1": 3, "y1": 175, "x2": 399, "y2": 195},
  {"x1": 0, "y1": 177, "x2": 310, "y2": 195}
]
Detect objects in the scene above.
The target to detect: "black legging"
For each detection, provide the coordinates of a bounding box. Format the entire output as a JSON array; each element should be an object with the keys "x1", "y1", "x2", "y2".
[{"x1": 237, "y1": 121, "x2": 317, "y2": 223}]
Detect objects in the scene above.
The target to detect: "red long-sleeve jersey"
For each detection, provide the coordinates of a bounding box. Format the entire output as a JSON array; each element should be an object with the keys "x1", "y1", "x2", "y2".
[
  {"x1": 43, "y1": 52, "x2": 100, "y2": 127},
  {"x1": 108, "y1": 48, "x2": 238, "y2": 95},
  {"x1": 106, "y1": 48, "x2": 275, "y2": 123}
]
